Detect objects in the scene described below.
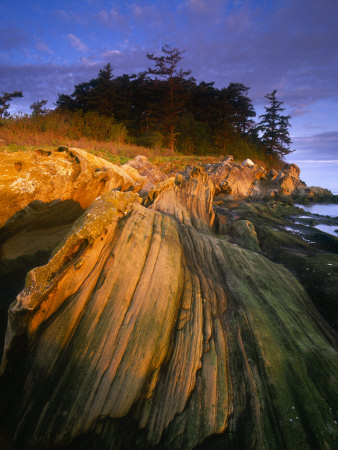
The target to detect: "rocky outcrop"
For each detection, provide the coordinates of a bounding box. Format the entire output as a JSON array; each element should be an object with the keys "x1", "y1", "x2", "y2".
[
  {"x1": 0, "y1": 153, "x2": 337, "y2": 450},
  {"x1": 251, "y1": 163, "x2": 306, "y2": 199},
  {"x1": 293, "y1": 185, "x2": 337, "y2": 203},
  {"x1": 0, "y1": 147, "x2": 145, "y2": 228},
  {"x1": 206, "y1": 158, "x2": 316, "y2": 201},
  {"x1": 206, "y1": 156, "x2": 267, "y2": 197}
]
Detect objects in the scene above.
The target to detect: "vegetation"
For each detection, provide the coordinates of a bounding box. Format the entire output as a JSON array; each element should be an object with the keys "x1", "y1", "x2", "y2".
[
  {"x1": 0, "y1": 91, "x2": 23, "y2": 118},
  {"x1": 0, "y1": 45, "x2": 293, "y2": 165},
  {"x1": 30, "y1": 99, "x2": 49, "y2": 116},
  {"x1": 257, "y1": 89, "x2": 293, "y2": 158}
]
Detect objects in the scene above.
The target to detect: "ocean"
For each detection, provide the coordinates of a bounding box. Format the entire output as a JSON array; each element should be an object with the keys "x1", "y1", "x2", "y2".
[
  {"x1": 297, "y1": 203, "x2": 338, "y2": 217},
  {"x1": 294, "y1": 202, "x2": 338, "y2": 237}
]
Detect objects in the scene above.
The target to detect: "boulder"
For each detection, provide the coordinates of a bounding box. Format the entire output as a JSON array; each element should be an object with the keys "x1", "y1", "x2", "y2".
[
  {"x1": 124, "y1": 155, "x2": 167, "y2": 194},
  {"x1": 0, "y1": 147, "x2": 145, "y2": 229}
]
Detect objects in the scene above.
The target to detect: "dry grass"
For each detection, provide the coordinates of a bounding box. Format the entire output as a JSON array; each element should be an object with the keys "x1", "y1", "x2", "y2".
[{"x1": 0, "y1": 112, "x2": 284, "y2": 170}]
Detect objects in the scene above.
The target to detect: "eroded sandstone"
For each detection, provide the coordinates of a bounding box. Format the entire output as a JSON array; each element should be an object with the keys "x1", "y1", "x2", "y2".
[{"x1": 0, "y1": 154, "x2": 337, "y2": 450}]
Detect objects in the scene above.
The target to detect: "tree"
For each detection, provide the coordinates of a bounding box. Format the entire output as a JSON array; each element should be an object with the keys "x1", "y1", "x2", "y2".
[
  {"x1": 258, "y1": 90, "x2": 293, "y2": 159},
  {"x1": 0, "y1": 91, "x2": 23, "y2": 118},
  {"x1": 30, "y1": 99, "x2": 48, "y2": 116},
  {"x1": 223, "y1": 83, "x2": 256, "y2": 134},
  {"x1": 147, "y1": 44, "x2": 191, "y2": 151}
]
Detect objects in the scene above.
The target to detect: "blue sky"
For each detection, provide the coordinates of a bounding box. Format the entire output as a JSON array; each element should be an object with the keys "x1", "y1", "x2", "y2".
[{"x1": 1, "y1": 0, "x2": 337, "y2": 189}]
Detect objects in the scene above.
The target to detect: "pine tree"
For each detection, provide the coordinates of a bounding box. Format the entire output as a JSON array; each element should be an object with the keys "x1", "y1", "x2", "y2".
[
  {"x1": 30, "y1": 99, "x2": 48, "y2": 116},
  {"x1": 147, "y1": 45, "x2": 191, "y2": 151},
  {"x1": 258, "y1": 90, "x2": 293, "y2": 159}
]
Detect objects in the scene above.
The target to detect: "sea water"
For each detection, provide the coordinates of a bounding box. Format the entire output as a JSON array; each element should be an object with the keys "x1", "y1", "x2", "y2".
[
  {"x1": 295, "y1": 201, "x2": 338, "y2": 237},
  {"x1": 296, "y1": 203, "x2": 338, "y2": 217}
]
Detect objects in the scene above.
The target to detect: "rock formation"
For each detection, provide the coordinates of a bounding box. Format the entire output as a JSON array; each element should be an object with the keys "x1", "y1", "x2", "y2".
[
  {"x1": 206, "y1": 157, "x2": 336, "y2": 202},
  {"x1": 0, "y1": 149, "x2": 337, "y2": 450}
]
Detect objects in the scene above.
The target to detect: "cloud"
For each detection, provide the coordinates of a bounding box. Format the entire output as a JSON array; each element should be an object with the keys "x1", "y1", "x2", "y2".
[
  {"x1": 36, "y1": 39, "x2": 53, "y2": 55},
  {"x1": 101, "y1": 50, "x2": 121, "y2": 57},
  {"x1": 66, "y1": 34, "x2": 88, "y2": 52},
  {"x1": 0, "y1": 62, "x2": 99, "y2": 114},
  {"x1": 52, "y1": 8, "x2": 88, "y2": 24},
  {"x1": 52, "y1": 9, "x2": 69, "y2": 19},
  {"x1": 290, "y1": 131, "x2": 338, "y2": 161}
]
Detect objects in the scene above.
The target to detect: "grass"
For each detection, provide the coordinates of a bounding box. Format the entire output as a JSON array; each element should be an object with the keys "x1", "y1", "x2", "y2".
[
  {"x1": 0, "y1": 111, "x2": 284, "y2": 171},
  {"x1": 0, "y1": 141, "x2": 222, "y2": 174}
]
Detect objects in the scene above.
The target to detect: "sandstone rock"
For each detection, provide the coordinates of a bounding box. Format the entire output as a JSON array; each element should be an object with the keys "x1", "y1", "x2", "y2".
[
  {"x1": 0, "y1": 147, "x2": 145, "y2": 229},
  {"x1": 206, "y1": 159, "x2": 310, "y2": 200},
  {"x1": 0, "y1": 165, "x2": 337, "y2": 450},
  {"x1": 206, "y1": 158, "x2": 266, "y2": 197},
  {"x1": 149, "y1": 166, "x2": 215, "y2": 231},
  {"x1": 124, "y1": 155, "x2": 167, "y2": 194}
]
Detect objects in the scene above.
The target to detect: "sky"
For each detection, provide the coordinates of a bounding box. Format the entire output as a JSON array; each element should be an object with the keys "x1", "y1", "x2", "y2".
[{"x1": 1, "y1": 0, "x2": 337, "y2": 189}]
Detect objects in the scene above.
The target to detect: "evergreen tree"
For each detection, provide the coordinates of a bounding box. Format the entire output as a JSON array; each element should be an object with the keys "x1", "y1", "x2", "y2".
[
  {"x1": 30, "y1": 99, "x2": 48, "y2": 116},
  {"x1": 0, "y1": 91, "x2": 23, "y2": 118},
  {"x1": 224, "y1": 83, "x2": 256, "y2": 134},
  {"x1": 258, "y1": 90, "x2": 293, "y2": 158},
  {"x1": 147, "y1": 44, "x2": 191, "y2": 151}
]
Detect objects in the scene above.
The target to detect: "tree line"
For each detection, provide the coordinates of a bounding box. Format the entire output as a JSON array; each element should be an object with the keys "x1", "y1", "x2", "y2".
[{"x1": 1, "y1": 45, "x2": 293, "y2": 160}]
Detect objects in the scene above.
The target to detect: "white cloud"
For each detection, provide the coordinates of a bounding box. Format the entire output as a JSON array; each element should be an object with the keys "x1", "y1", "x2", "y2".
[
  {"x1": 97, "y1": 8, "x2": 120, "y2": 23},
  {"x1": 101, "y1": 50, "x2": 121, "y2": 57},
  {"x1": 81, "y1": 57, "x2": 101, "y2": 66},
  {"x1": 66, "y1": 34, "x2": 88, "y2": 52}
]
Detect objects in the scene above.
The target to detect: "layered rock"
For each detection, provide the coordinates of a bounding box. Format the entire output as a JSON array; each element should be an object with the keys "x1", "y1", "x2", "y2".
[
  {"x1": 205, "y1": 158, "x2": 331, "y2": 201},
  {"x1": 0, "y1": 156, "x2": 337, "y2": 450},
  {"x1": 148, "y1": 166, "x2": 215, "y2": 231}
]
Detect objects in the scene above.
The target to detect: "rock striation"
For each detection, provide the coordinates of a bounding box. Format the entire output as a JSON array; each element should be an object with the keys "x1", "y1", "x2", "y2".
[{"x1": 0, "y1": 149, "x2": 337, "y2": 450}]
